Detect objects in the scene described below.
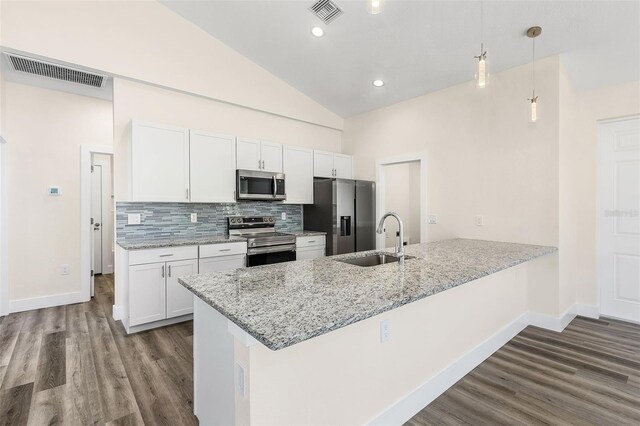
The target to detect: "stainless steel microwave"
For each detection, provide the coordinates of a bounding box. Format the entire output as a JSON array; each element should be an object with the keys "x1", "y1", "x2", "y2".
[{"x1": 236, "y1": 170, "x2": 286, "y2": 201}]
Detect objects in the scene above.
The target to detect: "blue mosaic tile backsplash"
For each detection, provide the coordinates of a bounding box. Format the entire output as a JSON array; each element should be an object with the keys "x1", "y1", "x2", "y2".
[{"x1": 116, "y1": 201, "x2": 303, "y2": 242}]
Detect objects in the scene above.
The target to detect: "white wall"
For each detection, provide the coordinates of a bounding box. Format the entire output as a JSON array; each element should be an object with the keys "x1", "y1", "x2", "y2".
[
  {"x1": 0, "y1": 0, "x2": 342, "y2": 130},
  {"x1": 344, "y1": 56, "x2": 560, "y2": 247},
  {"x1": 558, "y1": 66, "x2": 640, "y2": 308},
  {"x1": 113, "y1": 78, "x2": 342, "y2": 200},
  {"x1": 4, "y1": 82, "x2": 112, "y2": 303}
]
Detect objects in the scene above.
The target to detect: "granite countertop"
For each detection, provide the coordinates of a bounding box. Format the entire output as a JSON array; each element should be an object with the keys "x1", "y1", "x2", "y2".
[
  {"x1": 179, "y1": 238, "x2": 557, "y2": 351},
  {"x1": 286, "y1": 230, "x2": 327, "y2": 237},
  {"x1": 116, "y1": 235, "x2": 246, "y2": 250}
]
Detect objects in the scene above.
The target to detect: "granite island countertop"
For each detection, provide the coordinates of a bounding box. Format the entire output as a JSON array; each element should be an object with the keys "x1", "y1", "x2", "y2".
[{"x1": 179, "y1": 238, "x2": 557, "y2": 350}]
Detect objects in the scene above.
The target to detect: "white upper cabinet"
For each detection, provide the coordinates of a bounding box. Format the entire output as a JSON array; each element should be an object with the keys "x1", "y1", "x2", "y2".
[
  {"x1": 131, "y1": 121, "x2": 190, "y2": 202},
  {"x1": 236, "y1": 138, "x2": 283, "y2": 172},
  {"x1": 261, "y1": 141, "x2": 283, "y2": 173},
  {"x1": 236, "y1": 138, "x2": 262, "y2": 171},
  {"x1": 334, "y1": 153, "x2": 353, "y2": 179},
  {"x1": 190, "y1": 131, "x2": 236, "y2": 203},
  {"x1": 283, "y1": 145, "x2": 314, "y2": 204},
  {"x1": 313, "y1": 150, "x2": 353, "y2": 179}
]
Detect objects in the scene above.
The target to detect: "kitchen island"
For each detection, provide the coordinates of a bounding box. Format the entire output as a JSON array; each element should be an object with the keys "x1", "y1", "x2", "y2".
[{"x1": 180, "y1": 238, "x2": 558, "y2": 425}]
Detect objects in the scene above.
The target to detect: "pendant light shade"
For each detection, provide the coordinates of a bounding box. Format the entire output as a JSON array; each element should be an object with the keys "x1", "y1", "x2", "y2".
[
  {"x1": 527, "y1": 26, "x2": 542, "y2": 123},
  {"x1": 474, "y1": 1, "x2": 489, "y2": 88},
  {"x1": 367, "y1": 0, "x2": 385, "y2": 14}
]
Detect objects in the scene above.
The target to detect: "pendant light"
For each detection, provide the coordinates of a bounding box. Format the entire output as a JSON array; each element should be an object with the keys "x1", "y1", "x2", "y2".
[
  {"x1": 474, "y1": 0, "x2": 488, "y2": 88},
  {"x1": 527, "y1": 26, "x2": 542, "y2": 122},
  {"x1": 367, "y1": 0, "x2": 385, "y2": 15}
]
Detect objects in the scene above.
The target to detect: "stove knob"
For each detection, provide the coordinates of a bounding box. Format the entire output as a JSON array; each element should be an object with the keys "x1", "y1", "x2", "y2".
[
  {"x1": 230, "y1": 218, "x2": 235, "y2": 223},
  {"x1": 269, "y1": 217, "x2": 274, "y2": 223}
]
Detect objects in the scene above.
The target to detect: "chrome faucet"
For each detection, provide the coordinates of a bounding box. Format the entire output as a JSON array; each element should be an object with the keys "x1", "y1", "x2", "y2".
[{"x1": 376, "y1": 212, "x2": 405, "y2": 261}]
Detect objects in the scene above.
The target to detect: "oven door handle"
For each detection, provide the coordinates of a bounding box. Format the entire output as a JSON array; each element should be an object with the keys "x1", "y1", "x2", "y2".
[{"x1": 247, "y1": 244, "x2": 296, "y2": 255}]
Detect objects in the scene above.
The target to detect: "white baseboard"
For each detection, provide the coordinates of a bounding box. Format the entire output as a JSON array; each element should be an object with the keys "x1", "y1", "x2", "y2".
[
  {"x1": 9, "y1": 291, "x2": 88, "y2": 313},
  {"x1": 125, "y1": 314, "x2": 193, "y2": 334},
  {"x1": 368, "y1": 302, "x2": 600, "y2": 425},
  {"x1": 575, "y1": 303, "x2": 599, "y2": 319},
  {"x1": 369, "y1": 313, "x2": 529, "y2": 426}
]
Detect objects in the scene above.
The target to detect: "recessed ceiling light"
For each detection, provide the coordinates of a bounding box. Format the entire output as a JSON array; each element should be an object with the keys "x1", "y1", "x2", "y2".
[
  {"x1": 372, "y1": 79, "x2": 385, "y2": 87},
  {"x1": 311, "y1": 27, "x2": 325, "y2": 37}
]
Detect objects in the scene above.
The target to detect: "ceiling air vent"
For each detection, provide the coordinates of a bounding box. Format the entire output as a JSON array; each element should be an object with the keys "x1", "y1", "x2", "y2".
[
  {"x1": 5, "y1": 53, "x2": 107, "y2": 88},
  {"x1": 309, "y1": 0, "x2": 343, "y2": 24}
]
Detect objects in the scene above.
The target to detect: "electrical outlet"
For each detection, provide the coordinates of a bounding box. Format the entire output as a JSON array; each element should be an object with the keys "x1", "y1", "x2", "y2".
[
  {"x1": 428, "y1": 214, "x2": 438, "y2": 224},
  {"x1": 380, "y1": 319, "x2": 391, "y2": 343},
  {"x1": 190, "y1": 213, "x2": 198, "y2": 223},
  {"x1": 60, "y1": 264, "x2": 70, "y2": 275},
  {"x1": 281, "y1": 212, "x2": 287, "y2": 220},
  {"x1": 475, "y1": 215, "x2": 484, "y2": 226},
  {"x1": 234, "y1": 362, "x2": 246, "y2": 397},
  {"x1": 128, "y1": 213, "x2": 141, "y2": 225}
]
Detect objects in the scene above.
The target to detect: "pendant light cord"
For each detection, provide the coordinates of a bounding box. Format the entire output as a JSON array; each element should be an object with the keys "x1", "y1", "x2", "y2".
[{"x1": 532, "y1": 37, "x2": 536, "y2": 98}]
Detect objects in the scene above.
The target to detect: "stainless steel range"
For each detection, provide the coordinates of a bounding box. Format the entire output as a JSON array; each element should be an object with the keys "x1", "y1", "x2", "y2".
[{"x1": 228, "y1": 216, "x2": 296, "y2": 267}]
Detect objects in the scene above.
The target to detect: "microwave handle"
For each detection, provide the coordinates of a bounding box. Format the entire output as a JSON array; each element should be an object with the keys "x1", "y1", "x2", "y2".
[{"x1": 273, "y1": 175, "x2": 277, "y2": 197}]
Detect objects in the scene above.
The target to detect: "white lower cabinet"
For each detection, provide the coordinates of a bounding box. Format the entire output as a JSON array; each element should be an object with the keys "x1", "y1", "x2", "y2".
[
  {"x1": 166, "y1": 259, "x2": 198, "y2": 318},
  {"x1": 127, "y1": 246, "x2": 198, "y2": 330},
  {"x1": 296, "y1": 236, "x2": 326, "y2": 260},
  {"x1": 129, "y1": 262, "x2": 167, "y2": 326}
]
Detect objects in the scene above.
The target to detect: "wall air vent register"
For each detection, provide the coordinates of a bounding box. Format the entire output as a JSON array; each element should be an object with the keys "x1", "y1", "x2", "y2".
[{"x1": 5, "y1": 53, "x2": 107, "y2": 88}]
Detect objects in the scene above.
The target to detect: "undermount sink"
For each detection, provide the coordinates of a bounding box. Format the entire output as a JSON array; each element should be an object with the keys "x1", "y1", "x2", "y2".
[{"x1": 337, "y1": 253, "x2": 414, "y2": 267}]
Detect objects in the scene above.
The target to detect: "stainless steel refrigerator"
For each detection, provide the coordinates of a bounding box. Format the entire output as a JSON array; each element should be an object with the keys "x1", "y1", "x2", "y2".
[{"x1": 303, "y1": 179, "x2": 376, "y2": 256}]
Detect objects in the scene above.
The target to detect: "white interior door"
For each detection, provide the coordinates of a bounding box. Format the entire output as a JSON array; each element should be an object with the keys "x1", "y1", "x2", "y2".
[
  {"x1": 598, "y1": 117, "x2": 640, "y2": 323},
  {"x1": 91, "y1": 164, "x2": 103, "y2": 280}
]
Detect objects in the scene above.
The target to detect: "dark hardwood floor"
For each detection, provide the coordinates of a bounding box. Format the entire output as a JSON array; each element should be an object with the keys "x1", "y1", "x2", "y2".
[
  {"x1": 407, "y1": 316, "x2": 640, "y2": 426},
  {"x1": 1, "y1": 275, "x2": 639, "y2": 425},
  {"x1": 0, "y1": 274, "x2": 197, "y2": 425}
]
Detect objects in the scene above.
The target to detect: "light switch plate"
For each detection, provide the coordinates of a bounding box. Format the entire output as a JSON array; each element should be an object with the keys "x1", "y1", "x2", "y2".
[
  {"x1": 128, "y1": 213, "x2": 141, "y2": 225},
  {"x1": 428, "y1": 215, "x2": 438, "y2": 224}
]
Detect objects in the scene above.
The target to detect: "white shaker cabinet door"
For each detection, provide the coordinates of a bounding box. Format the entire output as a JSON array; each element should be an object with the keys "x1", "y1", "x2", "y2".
[
  {"x1": 283, "y1": 145, "x2": 313, "y2": 204},
  {"x1": 131, "y1": 121, "x2": 190, "y2": 202},
  {"x1": 314, "y1": 150, "x2": 334, "y2": 178},
  {"x1": 236, "y1": 138, "x2": 261, "y2": 171},
  {"x1": 260, "y1": 141, "x2": 283, "y2": 173},
  {"x1": 129, "y1": 262, "x2": 167, "y2": 326},
  {"x1": 190, "y1": 131, "x2": 236, "y2": 203},
  {"x1": 166, "y1": 259, "x2": 198, "y2": 318},
  {"x1": 333, "y1": 153, "x2": 353, "y2": 179}
]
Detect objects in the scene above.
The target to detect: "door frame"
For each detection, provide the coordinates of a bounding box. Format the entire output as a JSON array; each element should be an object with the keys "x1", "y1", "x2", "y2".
[
  {"x1": 0, "y1": 138, "x2": 7, "y2": 316},
  {"x1": 375, "y1": 153, "x2": 428, "y2": 250},
  {"x1": 596, "y1": 114, "x2": 640, "y2": 321},
  {"x1": 81, "y1": 144, "x2": 113, "y2": 301}
]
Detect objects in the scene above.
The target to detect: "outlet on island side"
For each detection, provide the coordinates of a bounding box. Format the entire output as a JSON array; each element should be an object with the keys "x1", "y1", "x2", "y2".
[{"x1": 380, "y1": 319, "x2": 391, "y2": 343}]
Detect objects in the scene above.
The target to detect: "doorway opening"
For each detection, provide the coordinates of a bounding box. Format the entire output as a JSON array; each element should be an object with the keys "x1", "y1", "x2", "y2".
[
  {"x1": 81, "y1": 145, "x2": 113, "y2": 301},
  {"x1": 376, "y1": 154, "x2": 427, "y2": 250},
  {"x1": 91, "y1": 153, "x2": 114, "y2": 296},
  {"x1": 597, "y1": 116, "x2": 640, "y2": 324}
]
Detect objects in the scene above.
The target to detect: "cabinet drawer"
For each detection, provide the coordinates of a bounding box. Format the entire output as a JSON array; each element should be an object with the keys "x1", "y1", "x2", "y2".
[
  {"x1": 129, "y1": 246, "x2": 198, "y2": 265},
  {"x1": 296, "y1": 236, "x2": 325, "y2": 248},
  {"x1": 199, "y1": 242, "x2": 247, "y2": 258},
  {"x1": 296, "y1": 246, "x2": 325, "y2": 261}
]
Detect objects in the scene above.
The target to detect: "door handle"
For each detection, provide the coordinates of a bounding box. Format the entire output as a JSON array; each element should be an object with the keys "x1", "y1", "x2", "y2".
[{"x1": 272, "y1": 175, "x2": 277, "y2": 197}]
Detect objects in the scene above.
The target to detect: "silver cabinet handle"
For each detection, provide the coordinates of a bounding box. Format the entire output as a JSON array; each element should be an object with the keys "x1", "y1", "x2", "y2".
[
  {"x1": 219, "y1": 248, "x2": 231, "y2": 252},
  {"x1": 307, "y1": 240, "x2": 316, "y2": 243},
  {"x1": 258, "y1": 159, "x2": 261, "y2": 169},
  {"x1": 168, "y1": 265, "x2": 172, "y2": 277},
  {"x1": 161, "y1": 265, "x2": 165, "y2": 278},
  {"x1": 262, "y1": 160, "x2": 265, "y2": 170},
  {"x1": 159, "y1": 254, "x2": 174, "y2": 257}
]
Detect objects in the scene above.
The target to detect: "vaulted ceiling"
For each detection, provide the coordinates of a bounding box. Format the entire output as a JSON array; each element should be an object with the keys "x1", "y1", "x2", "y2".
[{"x1": 161, "y1": 0, "x2": 640, "y2": 117}]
